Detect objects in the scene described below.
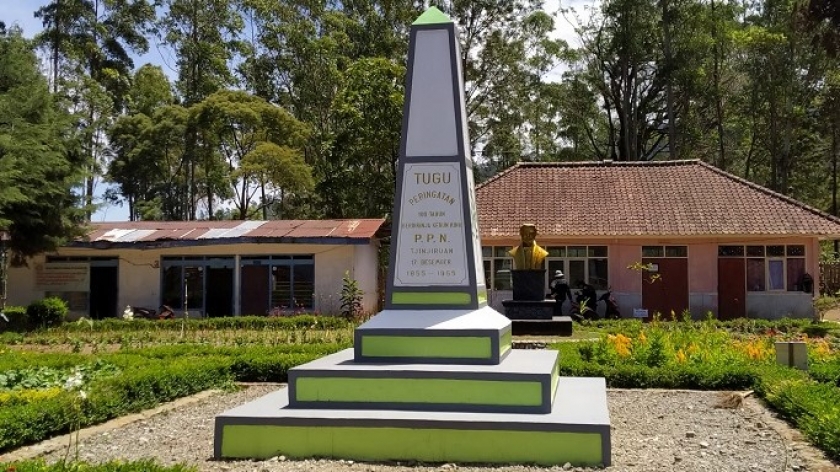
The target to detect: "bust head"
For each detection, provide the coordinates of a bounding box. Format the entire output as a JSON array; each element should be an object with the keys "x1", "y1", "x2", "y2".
[{"x1": 519, "y1": 224, "x2": 537, "y2": 247}]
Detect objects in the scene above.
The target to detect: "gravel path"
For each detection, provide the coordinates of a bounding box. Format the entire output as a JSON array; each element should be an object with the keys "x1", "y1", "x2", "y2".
[{"x1": 37, "y1": 385, "x2": 832, "y2": 472}]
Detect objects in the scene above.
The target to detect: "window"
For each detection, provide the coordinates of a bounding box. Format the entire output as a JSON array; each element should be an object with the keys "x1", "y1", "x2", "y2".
[
  {"x1": 643, "y1": 246, "x2": 688, "y2": 258},
  {"x1": 161, "y1": 256, "x2": 234, "y2": 313},
  {"x1": 241, "y1": 255, "x2": 315, "y2": 310},
  {"x1": 720, "y1": 245, "x2": 806, "y2": 292},
  {"x1": 481, "y1": 245, "x2": 609, "y2": 291}
]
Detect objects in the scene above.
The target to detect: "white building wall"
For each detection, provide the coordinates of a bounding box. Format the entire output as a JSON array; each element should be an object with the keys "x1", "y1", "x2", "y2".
[
  {"x1": 353, "y1": 242, "x2": 381, "y2": 313},
  {"x1": 116, "y1": 250, "x2": 160, "y2": 312},
  {"x1": 8, "y1": 255, "x2": 42, "y2": 308},
  {"x1": 7, "y1": 241, "x2": 380, "y2": 317}
]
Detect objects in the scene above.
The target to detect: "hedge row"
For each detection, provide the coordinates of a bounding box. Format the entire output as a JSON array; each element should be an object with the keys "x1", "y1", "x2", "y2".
[
  {"x1": 1, "y1": 314, "x2": 353, "y2": 335},
  {"x1": 0, "y1": 345, "x2": 343, "y2": 453},
  {"x1": 0, "y1": 460, "x2": 194, "y2": 471},
  {"x1": 554, "y1": 342, "x2": 760, "y2": 390},
  {"x1": 584, "y1": 317, "x2": 833, "y2": 335}
]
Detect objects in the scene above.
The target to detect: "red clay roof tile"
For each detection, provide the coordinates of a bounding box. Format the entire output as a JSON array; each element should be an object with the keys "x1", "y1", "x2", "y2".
[{"x1": 476, "y1": 160, "x2": 840, "y2": 238}]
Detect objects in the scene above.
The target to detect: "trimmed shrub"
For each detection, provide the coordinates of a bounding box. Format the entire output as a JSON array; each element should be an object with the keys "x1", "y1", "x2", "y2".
[
  {"x1": 1, "y1": 305, "x2": 28, "y2": 331},
  {"x1": 0, "y1": 346, "x2": 335, "y2": 453},
  {"x1": 26, "y1": 297, "x2": 68, "y2": 327}
]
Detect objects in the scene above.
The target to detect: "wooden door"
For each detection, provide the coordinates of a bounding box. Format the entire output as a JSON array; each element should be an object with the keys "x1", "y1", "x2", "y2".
[
  {"x1": 240, "y1": 265, "x2": 269, "y2": 316},
  {"x1": 718, "y1": 258, "x2": 745, "y2": 320},
  {"x1": 642, "y1": 258, "x2": 689, "y2": 320}
]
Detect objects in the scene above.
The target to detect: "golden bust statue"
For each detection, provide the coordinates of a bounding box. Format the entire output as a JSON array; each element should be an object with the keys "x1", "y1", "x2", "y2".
[{"x1": 508, "y1": 224, "x2": 548, "y2": 270}]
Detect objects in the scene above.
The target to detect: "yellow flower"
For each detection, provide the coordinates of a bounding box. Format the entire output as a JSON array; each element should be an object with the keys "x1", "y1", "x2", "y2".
[
  {"x1": 675, "y1": 349, "x2": 687, "y2": 364},
  {"x1": 638, "y1": 331, "x2": 648, "y2": 344},
  {"x1": 812, "y1": 339, "x2": 832, "y2": 358}
]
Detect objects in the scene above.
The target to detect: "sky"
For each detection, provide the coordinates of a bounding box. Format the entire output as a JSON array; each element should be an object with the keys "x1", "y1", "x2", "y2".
[{"x1": 2, "y1": 0, "x2": 594, "y2": 222}]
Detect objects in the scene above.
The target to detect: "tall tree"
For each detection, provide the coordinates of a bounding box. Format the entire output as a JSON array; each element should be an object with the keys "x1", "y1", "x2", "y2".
[
  {"x1": 106, "y1": 65, "x2": 175, "y2": 220},
  {"x1": 191, "y1": 90, "x2": 312, "y2": 219},
  {"x1": 159, "y1": 0, "x2": 245, "y2": 219},
  {"x1": 34, "y1": 0, "x2": 155, "y2": 219},
  {"x1": 0, "y1": 27, "x2": 86, "y2": 260}
]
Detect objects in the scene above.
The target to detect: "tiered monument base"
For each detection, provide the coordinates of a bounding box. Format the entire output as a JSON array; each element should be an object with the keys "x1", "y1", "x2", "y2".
[
  {"x1": 214, "y1": 376, "x2": 610, "y2": 466},
  {"x1": 215, "y1": 308, "x2": 611, "y2": 467}
]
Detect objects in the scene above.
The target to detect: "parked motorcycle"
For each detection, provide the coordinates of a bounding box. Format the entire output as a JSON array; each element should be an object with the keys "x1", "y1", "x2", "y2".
[
  {"x1": 129, "y1": 305, "x2": 175, "y2": 320},
  {"x1": 569, "y1": 289, "x2": 620, "y2": 322}
]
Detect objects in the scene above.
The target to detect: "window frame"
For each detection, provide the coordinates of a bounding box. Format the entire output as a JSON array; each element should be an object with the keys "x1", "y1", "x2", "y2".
[
  {"x1": 717, "y1": 245, "x2": 806, "y2": 292},
  {"x1": 240, "y1": 255, "x2": 316, "y2": 311},
  {"x1": 160, "y1": 256, "x2": 235, "y2": 313},
  {"x1": 481, "y1": 245, "x2": 609, "y2": 291}
]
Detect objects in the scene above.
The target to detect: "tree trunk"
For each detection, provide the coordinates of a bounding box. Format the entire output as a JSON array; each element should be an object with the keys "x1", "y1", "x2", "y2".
[
  {"x1": 833, "y1": 125, "x2": 838, "y2": 257},
  {"x1": 662, "y1": 0, "x2": 677, "y2": 160},
  {"x1": 711, "y1": 0, "x2": 726, "y2": 170}
]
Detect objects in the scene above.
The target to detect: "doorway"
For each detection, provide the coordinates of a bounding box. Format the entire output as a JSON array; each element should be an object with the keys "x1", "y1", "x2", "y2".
[
  {"x1": 718, "y1": 258, "x2": 746, "y2": 320},
  {"x1": 641, "y1": 258, "x2": 689, "y2": 320},
  {"x1": 240, "y1": 265, "x2": 270, "y2": 316},
  {"x1": 89, "y1": 266, "x2": 118, "y2": 319},
  {"x1": 206, "y1": 267, "x2": 234, "y2": 317}
]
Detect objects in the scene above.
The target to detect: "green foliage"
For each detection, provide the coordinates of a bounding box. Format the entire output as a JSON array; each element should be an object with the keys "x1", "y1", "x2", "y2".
[
  {"x1": 0, "y1": 344, "x2": 338, "y2": 452},
  {"x1": 340, "y1": 271, "x2": 364, "y2": 320},
  {"x1": 0, "y1": 360, "x2": 119, "y2": 392},
  {"x1": 0, "y1": 28, "x2": 85, "y2": 259},
  {"x1": 26, "y1": 297, "x2": 68, "y2": 328},
  {"x1": 2, "y1": 306, "x2": 29, "y2": 331}
]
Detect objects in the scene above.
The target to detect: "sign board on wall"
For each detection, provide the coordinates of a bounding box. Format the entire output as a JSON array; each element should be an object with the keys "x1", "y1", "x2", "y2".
[
  {"x1": 392, "y1": 163, "x2": 469, "y2": 287},
  {"x1": 34, "y1": 263, "x2": 90, "y2": 292},
  {"x1": 633, "y1": 308, "x2": 649, "y2": 318}
]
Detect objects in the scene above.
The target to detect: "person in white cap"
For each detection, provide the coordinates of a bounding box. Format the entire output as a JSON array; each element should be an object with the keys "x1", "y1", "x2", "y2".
[{"x1": 549, "y1": 270, "x2": 572, "y2": 316}]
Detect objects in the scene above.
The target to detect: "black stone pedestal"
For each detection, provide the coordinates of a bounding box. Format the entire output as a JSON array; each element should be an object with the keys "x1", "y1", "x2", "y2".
[
  {"x1": 502, "y1": 299, "x2": 556, "y2": 320},
  {"x1": 502, "y1": 301, "x2": 574, "y2": 337},
  {"x1": 511, "y1": 316, "x2": 574, "y2": 336}
]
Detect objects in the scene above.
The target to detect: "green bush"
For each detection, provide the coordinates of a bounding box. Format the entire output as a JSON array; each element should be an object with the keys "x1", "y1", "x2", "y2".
[
  {"x1": 756, "y1": 367, "x2": 840, "y2": 460},
  {"x1": 1, "y1": 306, "x2": 29, "y2": 331},
  {"x1": 0, "y1": 345, "x2": 335, "y2": 453},
  {"x1": 0, "y1": 460, "x2": 195, "y2": 471},
  {"x1": 25, "y1": 314, "x2": 352, "y2": 334},
  {"x1": 26, "y1": 298, "x2": 68, "y2": 327}
]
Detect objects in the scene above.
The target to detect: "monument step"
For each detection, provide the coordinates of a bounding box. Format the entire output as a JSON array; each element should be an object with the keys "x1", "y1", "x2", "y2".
[
  {"x1": 214, "y1": 377, "x2": 611, "y2": 467},
  {"x1": 288, "y1": 348, "x2": 559, "y2": 414},
  {"x1": 511, "y1": 316, "x2": 574, "y2": 337},
  {"x1": 354, "y1": 307, "x2": 512, "y2": 365}
]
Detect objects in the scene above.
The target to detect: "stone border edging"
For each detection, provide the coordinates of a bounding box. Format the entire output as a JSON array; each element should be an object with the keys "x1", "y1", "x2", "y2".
[{"x1": 0, "y1": 384, "x2": 284, "y2": 463}]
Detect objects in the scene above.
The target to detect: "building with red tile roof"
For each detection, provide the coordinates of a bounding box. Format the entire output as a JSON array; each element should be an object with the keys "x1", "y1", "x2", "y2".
[
  {"x1": 8, "y1": 219, "x2": 386, "y2": 319},
  {"x1": 475, "y1": 160, "x2": 840, "y2": 319}
]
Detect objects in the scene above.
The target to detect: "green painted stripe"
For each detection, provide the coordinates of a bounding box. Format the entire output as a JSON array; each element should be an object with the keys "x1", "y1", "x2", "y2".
[
  {"x1": 295, "y1": 377, "x2": 542, "y2": 406},
  {"x1": 221, "y1": 425, "x2": 603, "y2": 466},
  {"x1": 391, "y1": 292, "x2": 472, "y2": 305},
  {"x1": 361, "y1": 335, "x2": 491, "y2": 359},
  {"x1": 412, "y1": 6, "x2": 451, "y2": 25},
  {"x1": 500, "y1": 329, "x2": 512, "y2": 356}
]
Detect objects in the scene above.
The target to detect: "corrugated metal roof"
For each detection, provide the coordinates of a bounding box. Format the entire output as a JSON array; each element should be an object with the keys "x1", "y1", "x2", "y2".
[{"x1": 79, "y1": 219, "x2": 386, "y2": 246}]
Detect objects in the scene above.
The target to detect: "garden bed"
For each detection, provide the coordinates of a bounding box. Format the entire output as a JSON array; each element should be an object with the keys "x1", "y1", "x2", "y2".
[{"x1": 2, "y1": 316, "x2": 840, "y2": 469}]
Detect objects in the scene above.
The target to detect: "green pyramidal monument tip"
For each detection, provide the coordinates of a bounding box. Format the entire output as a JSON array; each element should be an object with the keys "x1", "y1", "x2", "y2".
[{"x1": 412, "y1": 6, "x2": 451, "y2": 25}]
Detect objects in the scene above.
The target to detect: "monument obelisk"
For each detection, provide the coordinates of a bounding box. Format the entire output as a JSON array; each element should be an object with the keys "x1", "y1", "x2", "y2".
[
  {"x1": 214, "y1": 8, "x2": 610, "y2": 466},
  {"x1": 353, "y1": 6, "x2": 512, "y2": 364}
]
